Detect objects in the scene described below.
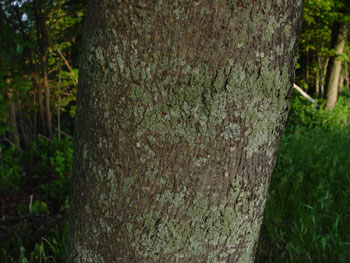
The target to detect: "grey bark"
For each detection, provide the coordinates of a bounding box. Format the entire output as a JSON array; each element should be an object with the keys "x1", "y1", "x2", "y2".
[
  {"x1": 326, "y1": 23, "x2": 348, "y2": 110},
  {"x1": 67, "y1": 1, "x2": 303, "y2": 262}
]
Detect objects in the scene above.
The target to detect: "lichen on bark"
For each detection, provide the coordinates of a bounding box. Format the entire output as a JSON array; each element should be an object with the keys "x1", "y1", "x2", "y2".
[{"x1": 67, "y1": 0, "x2": 303, "y2": 262}]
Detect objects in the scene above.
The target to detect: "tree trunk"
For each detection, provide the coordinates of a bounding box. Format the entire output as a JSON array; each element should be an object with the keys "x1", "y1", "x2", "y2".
[
  {"x1": 316, "y1": 56, "x2": 321, "y2": 97},
  {"x1": 345, "y1": 61, "x2": 349, "y2": 91},
  {"x1": 339, "y1": 70, "x2": 344, "y2": 91},
  {"x1": 34, "y1": 0, "x2": 52, "y2": 136},
  {"x1": 42, "y1": 54, "x2": 52, "y2": 137},
  {"x1": 321, "y1": 57, "x2": 329, "y2": 98},
  {"x1": 326, "y1": 23, "x2": 348, "y2": 110},
  {"x1": 67, "y1": 1, "x2": 303, "y2": 262},
  {"x1": 317, "y1": 55, "x2": 329, "y2": 98},
  {"x1": 6, "y1": 89, "x2": 20, "y2": 149},
  {"x1": 57, "y1": 63, "x2": 62, "y2": 141},
  {"x1": 32, "y1": 71, "x2": 46, "y2": 135},
  {"x1": 5, "y1": 45, "x2": 21, "y2": 149}
]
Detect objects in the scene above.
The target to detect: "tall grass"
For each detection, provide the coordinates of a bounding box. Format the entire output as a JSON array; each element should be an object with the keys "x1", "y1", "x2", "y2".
[{"x1": 257, "y1": 126, "x2": 350, "y2": 262}]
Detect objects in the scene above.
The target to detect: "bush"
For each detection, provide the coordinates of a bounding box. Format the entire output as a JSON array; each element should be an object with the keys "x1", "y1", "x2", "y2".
[
  {"x1": 1, "y1": 136, "x2": 72, "y2": 262},
  {"x1": 0, "y1": 145, "x2": 23, "y2": 194},
  {"x1": 287, "y1": 90, "x2": 350, "y2": 129}
]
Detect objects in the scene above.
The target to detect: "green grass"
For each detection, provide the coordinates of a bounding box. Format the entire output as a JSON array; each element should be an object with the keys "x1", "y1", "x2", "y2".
[{"x1": 256, "y1": 126, "x2": 350, "y2": 262}]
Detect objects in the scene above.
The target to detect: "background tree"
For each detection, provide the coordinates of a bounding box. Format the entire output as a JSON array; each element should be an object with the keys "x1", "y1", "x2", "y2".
[
  {"x1": 297, "y1": 0, "x2": 350, "y2": 109},
  {"x1": 298, "y1": 0, "x2": 334, "y2": 96},
  {"x1": 0, "y1": 0, "x2": 83, "y2": 146},
  {"x1": 325, "y1": 22, "x2": 348, "y2": 110},
  {"x1": 67, "y1": 1, "x2": 303, "y2": 262}
]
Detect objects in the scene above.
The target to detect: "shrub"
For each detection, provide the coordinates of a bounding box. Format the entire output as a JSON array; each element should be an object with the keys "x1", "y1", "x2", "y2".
[
  {"x1": 287, "y1": 90, "x2": 350, "y2": 129},
  {"x1": 0, "y1": 145, "x2": 23, "y2": 194}
]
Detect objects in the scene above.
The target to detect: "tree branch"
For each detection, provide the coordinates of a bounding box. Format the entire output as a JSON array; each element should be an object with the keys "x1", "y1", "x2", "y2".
[
  {"x1": 56, "y1": 47, "x2": 78, "y2": 84},
  {"x1": 293, "y1": 83, "x2": 316, "y2": 104}
]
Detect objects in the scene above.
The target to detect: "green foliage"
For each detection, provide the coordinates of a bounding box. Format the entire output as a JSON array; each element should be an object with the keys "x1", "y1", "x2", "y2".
[
  {"x1": 41, "y1": 139, "x2": 73, "y2": 205},
  {"x1": 0, "y1": 146, "x2": 23, "y2": 194},
  {"x1": 18, "y1": 137, "x2": 73, "y2": 205},
  {"x1": 0, "y1": 225, "x2": 67, "y2": 263},
  {"x1": 257, "y1": 126, "x2": 350, "y2": 262},
  {"x1": 18, "y1": 200, "x2": 49, "y2": 215},
  {"x1": 297, "y1": 0, "x2": 350, "y2": 89},
  {"x1": 288, "y1": 90, "x2": 350, "y2": 128},
  {"x1": 0, "y1": 137, "x2": 72, "y2": 262}
]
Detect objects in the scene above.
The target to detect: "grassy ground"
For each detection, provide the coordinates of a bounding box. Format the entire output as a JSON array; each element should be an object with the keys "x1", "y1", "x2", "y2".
[{"x1": 256, "y1": 126, "x2": 350, "y2": 262}]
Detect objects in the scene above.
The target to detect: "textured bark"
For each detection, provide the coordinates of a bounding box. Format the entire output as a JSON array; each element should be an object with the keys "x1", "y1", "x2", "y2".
[
  {"x1": 67, "y1": 1, "x2": 303, "y2": 262},
  {"x1": 326, "y1": 23, "x2": 348, "y2": 110}
]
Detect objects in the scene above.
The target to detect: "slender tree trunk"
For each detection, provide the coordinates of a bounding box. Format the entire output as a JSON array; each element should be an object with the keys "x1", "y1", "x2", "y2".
[
  {"x1": 33, "y1": 84, "x2": 37, "y2": 144},
  {"x1": 326, "y1": 23, "x2": 348, "y2": 110},
  {"x1": 306, "y1": 49, "x2": 309, "y2": 84},
  {"x1": 345, "y1": 61, "x2": 349, "y2": 91},
  {"x1": 57, "y1": 63, "x2": 62, "y2": 141},
  {"x1": 339, "y1": 70, "x2": 344, "y2": 91},
  {"x1": 42, "y1": 55, "x2": 52, "y2": 136},
  {"x1": 321, "y1": 57, "x2": 329, "y2": 98},
  {"x1": 6, "y1": 45, "x2": 21, "y2": 149},
  {"x1": 316, "y1": 56, "x2": 321, "y2": 97},
  {"x1": 34, "y1": 0, "x2": 52, "y2": 136},
  {"x1": 6, "y1": 89, "x2": 20, "y2": 149},
  {"x1": 67, "y1": 1, "x2": 303, "y2": 262},
  {"x1": 317, "y1": 55, "x2": 328, "y2": 98},
  {"x1": 32, "y1": 71, "x2": 46, "y2": 134}
]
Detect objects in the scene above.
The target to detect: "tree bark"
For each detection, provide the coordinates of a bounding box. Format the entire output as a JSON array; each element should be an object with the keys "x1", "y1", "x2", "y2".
[
  {"x1": 326, "y1": 23, "x2": 348, "y2": 110},
  {"x1": 67, "y1": 1, "x2": 303, "y2": 262}
]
